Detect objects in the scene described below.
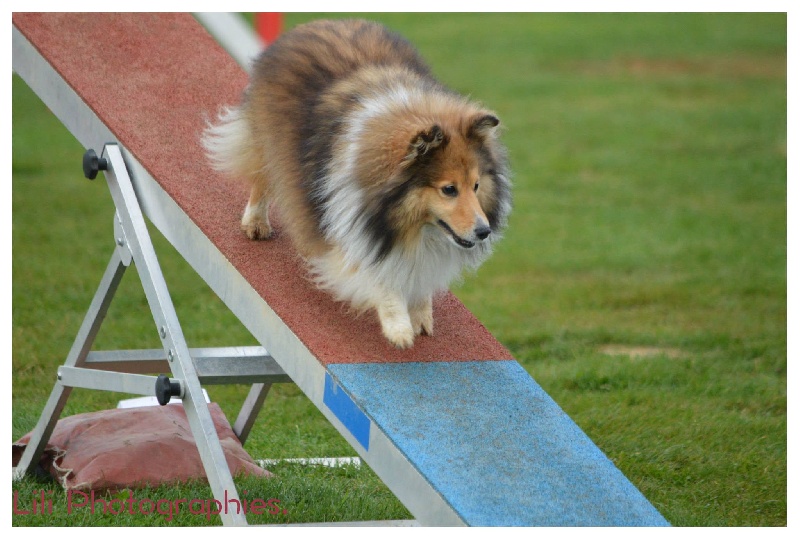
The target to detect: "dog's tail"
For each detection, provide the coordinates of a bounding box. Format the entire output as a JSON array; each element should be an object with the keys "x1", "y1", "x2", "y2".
[{"x1": 201, "y1": 106, "x2": 261, "y2": 180}]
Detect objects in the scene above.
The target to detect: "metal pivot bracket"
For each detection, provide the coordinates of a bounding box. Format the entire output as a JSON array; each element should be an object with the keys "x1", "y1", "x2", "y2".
[{"x1": 13, "y1": 144, "x2": 288, "y2": 526}]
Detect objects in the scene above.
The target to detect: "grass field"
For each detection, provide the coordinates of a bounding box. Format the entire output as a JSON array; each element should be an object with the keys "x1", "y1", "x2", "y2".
[{"x1": 11, "y1": 13, "x2": 786, "y2": 526}]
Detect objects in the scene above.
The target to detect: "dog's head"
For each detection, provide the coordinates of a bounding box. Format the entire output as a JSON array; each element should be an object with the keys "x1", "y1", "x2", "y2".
[
  {"x1": 353, "y1": 100, "x2": 511, "y2": 262},
  {"x1": 396, "y1": 111, "x2": 510, "y2": 250}
]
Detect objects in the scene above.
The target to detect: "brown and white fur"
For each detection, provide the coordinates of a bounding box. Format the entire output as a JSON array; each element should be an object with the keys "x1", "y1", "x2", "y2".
[{"x1": 203, "y1": 19, "x2": 512, "y2": 348}]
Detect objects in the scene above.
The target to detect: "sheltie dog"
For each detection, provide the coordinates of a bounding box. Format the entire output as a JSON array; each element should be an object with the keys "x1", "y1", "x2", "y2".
[{"x1": 203, "y1": 19, "x2": 512, "y2": 348}]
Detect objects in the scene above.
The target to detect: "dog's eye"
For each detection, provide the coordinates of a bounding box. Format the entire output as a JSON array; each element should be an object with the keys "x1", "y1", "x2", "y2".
[
  {"x1": 474, "y1": 182, "x2": 480, "y2": 192},
  {"x1": 441, "y1": 185, "x2": 458, "y2": 197}
]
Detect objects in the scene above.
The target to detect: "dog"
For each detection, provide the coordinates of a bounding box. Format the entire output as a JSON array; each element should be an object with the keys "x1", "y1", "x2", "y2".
[{"x1": 202, "y1": 19, "x2": 512, "y2": 348}]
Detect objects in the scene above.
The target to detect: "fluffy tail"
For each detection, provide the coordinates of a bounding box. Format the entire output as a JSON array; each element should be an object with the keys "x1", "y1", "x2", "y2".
[{"x1": 201, "y1": 106, "x2": 260, "y2": 178}]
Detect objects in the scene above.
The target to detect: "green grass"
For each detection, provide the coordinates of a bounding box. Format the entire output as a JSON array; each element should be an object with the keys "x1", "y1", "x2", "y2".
[
  {"x1": 12, "y1": 13, "x2": 786, "y2": 526},
  {"x1": 12, "y1": 463, "x2": 409, "y2": 526}
]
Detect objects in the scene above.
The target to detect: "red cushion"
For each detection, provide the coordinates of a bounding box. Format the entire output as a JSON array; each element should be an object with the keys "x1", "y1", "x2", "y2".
[{"x1": 13, "y1": 404, "x2": 271, "y2": 492}]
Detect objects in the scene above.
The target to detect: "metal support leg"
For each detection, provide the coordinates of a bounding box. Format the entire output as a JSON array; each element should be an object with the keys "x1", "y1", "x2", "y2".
[
  {"x1": 99, "y1": 144, "x2": 247, "y2": 525},
  {"x1": 16, "y1": 144, "x2": 252, "y2": 525},
  {"x1": 233, "y1": 383, "x2": 272, "y2": 445},
  {"x1": 14, "y1": 250, "x2": 128, "y2": 478}
]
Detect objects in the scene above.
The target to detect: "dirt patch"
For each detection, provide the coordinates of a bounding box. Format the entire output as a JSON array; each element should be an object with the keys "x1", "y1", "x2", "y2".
[
  {"x1": 565, "y1": 55, "x2": 786, "y2": 80},
  {"x1": 599, "y1": 344, "x2": 686, "y2": 359}
]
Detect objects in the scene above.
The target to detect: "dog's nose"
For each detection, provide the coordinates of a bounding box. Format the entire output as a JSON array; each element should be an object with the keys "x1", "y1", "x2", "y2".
[{"x1": 475, "y1": 224, "x2": 491, "y2": 241}]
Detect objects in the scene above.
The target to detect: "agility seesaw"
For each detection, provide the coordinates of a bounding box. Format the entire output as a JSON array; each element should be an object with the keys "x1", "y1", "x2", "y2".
[{"x1": 12, "y1": 13, "x2": 669, "y2": 526}]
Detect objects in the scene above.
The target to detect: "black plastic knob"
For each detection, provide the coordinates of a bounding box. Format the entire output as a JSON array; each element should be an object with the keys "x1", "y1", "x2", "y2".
[
  {"x1": 82, "y1": 149, "x2": 108, "y2": 180},
  {"x1": 155, "y1": 374, "x2": 181, "y2": 406}
]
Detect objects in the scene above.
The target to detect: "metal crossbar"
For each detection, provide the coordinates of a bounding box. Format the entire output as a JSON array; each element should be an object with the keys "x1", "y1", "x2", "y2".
[{"x1": 14, "y1": 144, "x2": 287, "y2": 526}]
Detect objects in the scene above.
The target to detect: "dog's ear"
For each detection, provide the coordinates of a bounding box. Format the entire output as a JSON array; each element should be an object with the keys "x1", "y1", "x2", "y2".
[
  {"x1": 468, "y1": 113, "x2": 500, "y2": 140},
  {"x1": 404, "y1": 124, "x2": 446, "y2": 163}
]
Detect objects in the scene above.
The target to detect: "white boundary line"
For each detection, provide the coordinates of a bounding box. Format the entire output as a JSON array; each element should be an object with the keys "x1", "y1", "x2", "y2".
[{"x1": 257, "y1": 457, "x2": 362, "y2": 468}]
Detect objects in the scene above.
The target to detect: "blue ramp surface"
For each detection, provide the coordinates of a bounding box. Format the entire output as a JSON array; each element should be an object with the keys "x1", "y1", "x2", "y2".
[{"x1": 327, "y1": 360, "x2": 669, "y2": 526}]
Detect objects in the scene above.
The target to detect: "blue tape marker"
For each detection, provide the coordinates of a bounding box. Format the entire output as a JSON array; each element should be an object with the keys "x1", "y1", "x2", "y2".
[{"x1": 323, "y1": 372, "x2": 370, "y2": 450}]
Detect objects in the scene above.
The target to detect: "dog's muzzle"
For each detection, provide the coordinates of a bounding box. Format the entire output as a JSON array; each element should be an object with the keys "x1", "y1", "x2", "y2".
[{"x1": 437, "y1": 220, "x2": 491, "y2": 248}]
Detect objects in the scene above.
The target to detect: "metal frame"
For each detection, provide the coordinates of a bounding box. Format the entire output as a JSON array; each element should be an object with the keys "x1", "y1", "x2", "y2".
[{"x1": 13, "y1": 144, "x2": 290, "y2": 526}]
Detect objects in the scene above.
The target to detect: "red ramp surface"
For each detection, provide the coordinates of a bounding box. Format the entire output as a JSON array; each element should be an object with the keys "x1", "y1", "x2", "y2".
[{"x1": 13, "y1": 12, "x2": 511, "y2": 366}]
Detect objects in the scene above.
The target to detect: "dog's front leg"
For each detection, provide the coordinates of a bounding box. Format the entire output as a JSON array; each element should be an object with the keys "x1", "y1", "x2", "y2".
[
  {"x1": 409, "y1": 296, "x2": 433, "y2": 336},
  {"x1": 376, "y1": 291, "x2": 415, "y2": 349}
]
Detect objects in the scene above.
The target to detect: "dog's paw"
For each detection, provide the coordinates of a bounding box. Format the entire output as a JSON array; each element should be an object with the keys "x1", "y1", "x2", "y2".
[
  {"x1": 416, "y1": 317, "x2": 433, "y2": 336},
  {"x1": 411, "y1": 309, "x2": 433, "y2": 336},
  {"x1": 241, "y1": 219, "x2": 272, "y2": 241},
  {"x1": 410, "y1": 298, "x2": 434, "y2": 336},
  {"x1": 379, "y1": 315, "x2": 415, "y2": 349},
  {"x1": 383, "y1": 323, "x2": 415, "y2": 349},
  {"x1": 376, "y1": 293, "x2": 415, "y2": 348}
]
